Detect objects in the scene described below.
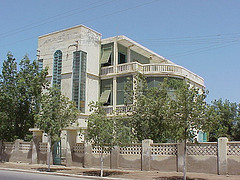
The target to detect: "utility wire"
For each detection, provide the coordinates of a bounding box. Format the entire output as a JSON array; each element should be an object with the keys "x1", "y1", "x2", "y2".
[
  {"x1": 0, "y1": 0, "x2": 116, "y2": 39},
  {"x1": 0, "y1": 0, "x2": 159, "y2": 48},
  {"x1": 166, "y1": 41, "x2": 240, "y2": 59}
]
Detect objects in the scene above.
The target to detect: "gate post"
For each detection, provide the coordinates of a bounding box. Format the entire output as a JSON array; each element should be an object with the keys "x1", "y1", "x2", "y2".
[
  {"x1": 218, "y1": 137, "x2": 228, "y2": 175},
  {"x1": 141, "y1": 139, "x2": 153, "y2": 171},
  {"x1": 29, "y1": 128, "x2": 43, "y2": 164},
  {"x1": 65, "y1": 129, "x2": 77, "y2": 167}
]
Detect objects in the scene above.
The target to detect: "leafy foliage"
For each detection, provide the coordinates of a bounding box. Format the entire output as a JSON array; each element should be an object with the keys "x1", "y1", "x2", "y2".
[
  {"x1": 85, "y1": 101, "x2": 134, "y2": 177},
  {"x1": 208, "y1": 99, "x2": 240, "y2": 141},
  {"x1": 86, "y1": 101, "x2": 133, "y2": 150},
  {"x1": 35, "y1": 87, "x2": 79, "y2": 143},
  {"x1": 0, "y1": 53, "x2": 48, "y2": 141}
]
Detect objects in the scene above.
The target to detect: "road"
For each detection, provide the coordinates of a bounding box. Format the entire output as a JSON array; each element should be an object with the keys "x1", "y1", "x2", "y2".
[{"x1": 0, "y1": 169, "x2": 94, "y2": 180}]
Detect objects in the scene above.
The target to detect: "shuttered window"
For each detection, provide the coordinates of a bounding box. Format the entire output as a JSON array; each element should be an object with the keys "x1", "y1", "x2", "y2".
[
  {"x1": 100, "y1": 47, "x2": 112, "y2": 64},
  {"x1": 99, "y1": 90, "x2": 111, "y2": 104}
]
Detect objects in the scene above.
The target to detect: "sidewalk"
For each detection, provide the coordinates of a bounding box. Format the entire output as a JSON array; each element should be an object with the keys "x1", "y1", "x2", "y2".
[{"x1": 0, "y1": 162, "x2": 239, "y2": 180}]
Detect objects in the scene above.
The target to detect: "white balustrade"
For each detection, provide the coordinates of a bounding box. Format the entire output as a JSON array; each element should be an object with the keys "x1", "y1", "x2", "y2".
[{"x1": 100, "y1": 62, "x2": 204, "y2": 86}]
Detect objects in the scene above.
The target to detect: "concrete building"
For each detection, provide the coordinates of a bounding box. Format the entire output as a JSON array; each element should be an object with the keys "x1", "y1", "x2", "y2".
[{"x1": 36, "y1": 25, "x2": 205, "y2": 144}]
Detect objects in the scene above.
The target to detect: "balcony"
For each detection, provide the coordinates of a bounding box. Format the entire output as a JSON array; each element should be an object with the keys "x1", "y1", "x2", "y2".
[
  {"x1": 103, "y1": 105, "x2": 133, "y2": 115},
  {"x1": 100, "y1": 62, "x2": 204, "y2": 86}
]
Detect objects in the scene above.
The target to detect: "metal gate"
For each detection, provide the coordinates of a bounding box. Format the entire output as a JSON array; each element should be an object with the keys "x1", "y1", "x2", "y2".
[{"x1": 53, "y1": 141, "x2": 61, "y2": 165}]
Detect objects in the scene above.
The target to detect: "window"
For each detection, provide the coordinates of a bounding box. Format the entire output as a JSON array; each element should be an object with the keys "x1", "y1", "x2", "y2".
[
  {"x1": 100, "y1": 79, "x2": 113, "y2": 106},
  {"x1": 100, "y1": 47, "x2": 112, "y2": 66},
  {"x1": 99, "y1": 90, "x2": 111, "y2": 104},
  {"x1": 146, "y1": 77, "x2": 163, "y2": 88},
  {"x1": 38, "y1": 59, "x2": 43, "y2": 72},
  {"x1": 118, "y1": 53, "x2": 126, "y2": 64},
  {"x1": 117, "y1": 76, "x2": 132, "y2": 105},
  {"x1": 53, "y1": 50, "x2": 62, "y2": 89},
  {"x1": 72, "y1": 50, "x2": 87, "y2": 112}
]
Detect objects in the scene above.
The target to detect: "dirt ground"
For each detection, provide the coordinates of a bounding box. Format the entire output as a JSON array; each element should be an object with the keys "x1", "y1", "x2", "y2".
[{"x1": 0, "y1": 162, "x2": 240, "y2": 180}]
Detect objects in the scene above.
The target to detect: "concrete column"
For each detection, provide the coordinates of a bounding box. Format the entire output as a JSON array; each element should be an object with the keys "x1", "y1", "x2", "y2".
[
  {"x1": 110, "y1": 146, "x2": 119, "y2": 169},
  {"x1": 84, "y1": 143, "x2": 92, "y2": 168},
  {"x1": 177, "y1": 141, "x2": 185, "y2": 172},
  {"x1": 141, "y1": 139, "x2": 153, "y2": 171},
  {"x1": 113, "y1": 77, "x2": 117, "y2": 110},
  {"x1": 218, "y1": 137, "x2": 228, "y2": 175},
  {"x1": 114, "y1": 39, "x2": 118, "y2": 68},
  {"x1": 14, "y1": 139, "x2": 22, "y2": 152},
  {"x1": 127, "y1": 46, "x2": 131, "y2": 63},
  {"x1": 66, "y1": 130, "x2": 77, "y2": 167},
  {"x1": 31, "y1": 131, "x2": 43, "y2": 164}
]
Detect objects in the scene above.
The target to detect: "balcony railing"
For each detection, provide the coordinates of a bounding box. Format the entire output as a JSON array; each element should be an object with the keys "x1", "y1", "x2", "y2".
[
  {"x1": 103, "y1": 105, "x2": 133, "y2": 114},
  {"x1": 100, "y1": 62, "x2": 204, "y2": 86}
]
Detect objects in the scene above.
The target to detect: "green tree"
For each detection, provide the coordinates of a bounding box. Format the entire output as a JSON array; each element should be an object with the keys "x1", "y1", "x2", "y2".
[
  {"x1": 85, "y1": 101, "x2": 133, "y2": 177},
  {"x1": 209, "y1": 99, "x2": 240, "y2": 141},
  {"x1": 34, "y1": 87, "x2": 79, "y2": 171},
  {"x1": 125, "y1": 73, "x2": 180, "y2": 142},
  {"x1": 0, "y1": 53, "x2": 48, "y2": 141},
  {"x1": 168, "y1": 82, "x2": 211, "y2": 180}
]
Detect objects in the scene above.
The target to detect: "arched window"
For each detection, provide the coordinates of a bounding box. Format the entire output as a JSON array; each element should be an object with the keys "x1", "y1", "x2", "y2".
[{"x1": 53, "y1": 50, "x2": 62, "y2": 88}]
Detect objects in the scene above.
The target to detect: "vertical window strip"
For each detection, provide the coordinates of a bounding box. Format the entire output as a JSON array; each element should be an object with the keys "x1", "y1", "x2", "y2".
[
  {"x1": 38, "y1": 59, "x2": 43, "y2": 72},
  {"x1": 53, "y1": 50, "x2": 62, "y2": 88},
  {"x1": 72, "y1": 51, "x2": 87, "y2": 112}
]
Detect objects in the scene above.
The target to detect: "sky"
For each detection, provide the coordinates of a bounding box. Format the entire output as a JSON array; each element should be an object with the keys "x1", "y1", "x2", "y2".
[{"x1": 0, "y1": 0, "x2": 240, "y2": 103}]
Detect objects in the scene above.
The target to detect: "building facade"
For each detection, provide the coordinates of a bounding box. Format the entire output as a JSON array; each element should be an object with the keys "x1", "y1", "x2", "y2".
[{"x1": 37, "y1": 25, "x2": 205, "y2": 143}]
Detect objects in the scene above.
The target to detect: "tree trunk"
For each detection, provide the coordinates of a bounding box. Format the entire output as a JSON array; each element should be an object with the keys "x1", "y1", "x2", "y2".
[
  {"x1": 47, "y1": 135, "x2": 51, "y2": 172},
  {"x1": 0, "y1": 140, "x2": 3, "y2": 162},
  {"x1": 100, "y1": 150, "x2": 103, "y2": 177},
  {"x1": 183, "y1": 138, "x2": 187, "y2": 180}
]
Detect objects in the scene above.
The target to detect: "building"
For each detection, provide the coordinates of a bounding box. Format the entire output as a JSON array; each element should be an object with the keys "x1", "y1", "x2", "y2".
[{"x1": 37, "y1": 25, "x2": 205, "y2": 144}]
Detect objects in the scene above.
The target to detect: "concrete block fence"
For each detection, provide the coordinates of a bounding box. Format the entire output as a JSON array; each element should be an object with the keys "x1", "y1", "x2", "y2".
[{"x1": 1, "y1": 137, "x2": 240, "y2": 175}]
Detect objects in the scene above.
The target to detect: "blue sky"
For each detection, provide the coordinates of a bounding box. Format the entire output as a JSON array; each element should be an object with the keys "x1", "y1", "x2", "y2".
[{"x1": 0, "y1": 0, "x2": 240, "y2": 103}]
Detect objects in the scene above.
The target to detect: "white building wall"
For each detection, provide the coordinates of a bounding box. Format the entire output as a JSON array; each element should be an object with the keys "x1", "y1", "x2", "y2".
[{"x1": 38, "y1": 25, "x2": 101, "y2": 114}]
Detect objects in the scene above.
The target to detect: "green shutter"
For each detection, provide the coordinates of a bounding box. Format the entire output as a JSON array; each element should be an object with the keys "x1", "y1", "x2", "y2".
[
  {"x1": 101, "y1": 48, "x2": 112, "y2": 64},
  {"x1": 99, "y1": 90, "x2": 111, "y2": 103}
]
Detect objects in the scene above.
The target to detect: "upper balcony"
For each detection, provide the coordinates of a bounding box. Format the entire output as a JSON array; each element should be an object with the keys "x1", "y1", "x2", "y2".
[{"x1": 100, "y1": 62, "x2": 204, "y2": 87}]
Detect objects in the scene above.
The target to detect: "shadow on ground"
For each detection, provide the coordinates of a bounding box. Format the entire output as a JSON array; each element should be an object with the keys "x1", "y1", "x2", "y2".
[
  {"x1": 154, "y1": 177, "x2": 206, "y2": 180},
  {"x1": 81, "y1": 170, "x2": 128, "y2": 177},
  {"x1": 33, "y1": 167, "x2": 71, "y2": 172}
]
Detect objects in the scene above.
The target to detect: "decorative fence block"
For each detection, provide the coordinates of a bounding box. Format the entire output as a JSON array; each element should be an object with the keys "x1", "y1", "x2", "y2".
[
  {"x1": 19, "y1": 142, "x2": 32, "y2": 151},
  {"x1": 151, "y1": 143, "x2": 177, "y2": 156},
  {"x1": 92, "y1": 146, "x2": 110, "y2": 154},
  {"x1": 227, "y1": 142, "x2": 240, "y2": 156},
  {"x1": 73, "y1": 143, "x2": 85, "y2": 153},
  {"x1": 3, "y1": 142, "x2": 15, "y2": 151},
  {"x1": 119, "y1": 144, "x2": 142, "y2": 155},
  {"x1": 187, "y1": 143, "x2": 217, "y2": 156}
]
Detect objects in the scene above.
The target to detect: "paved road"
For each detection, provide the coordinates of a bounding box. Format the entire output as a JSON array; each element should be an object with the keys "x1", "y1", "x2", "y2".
[{"x1": 0, "y1": 170, "x2": 93, "y2": 180}]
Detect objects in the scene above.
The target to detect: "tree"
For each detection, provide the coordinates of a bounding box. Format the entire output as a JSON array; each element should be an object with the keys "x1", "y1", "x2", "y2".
[
  {"x1": 34, "y1": 87, "x2": 79, "y2": 171},
  {"x1": 0, "y1": 53, "x2": 48, "y2": 141},
  {"x1": 208, "y1": 99, "x2": 240, "y2": 141},
  {"x1": 85, "y1": 101, "x2": 133, "y2": 177},
  {"x1": 125, "y1": 73, "x2": 180, "y2": 142},
  {"x1": 168, "y1": 82, "x2": 211, "y2": 180}
]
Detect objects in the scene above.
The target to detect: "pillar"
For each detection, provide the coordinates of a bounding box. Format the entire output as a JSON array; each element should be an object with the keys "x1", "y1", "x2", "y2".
[
  {"x1": 141, "y1": 139, "x2": 153, "y2": 171},
  {"x1": 65, "y1": 129, "x2": 77, "y2": 167},
  {"x1": 84, "y1": 143, "x2": 92, "y2": 168},
  {"x1": 31, "y1": 130, "x2": 43, "y2": 164},
  {"x1": 110, "y1": 146, "x2": 119, "y2": 169},
  {"x1": 218, "y1": 137, "x2": 228, "y2": 175},
  {"x1": 177, "y1": 141, "x2": 185, "y2": 172}
]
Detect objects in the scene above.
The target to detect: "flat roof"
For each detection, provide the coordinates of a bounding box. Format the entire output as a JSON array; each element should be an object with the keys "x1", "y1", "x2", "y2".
[
  {"x1": 38, "y1": 24, "x2": 102, "y2": 39},
  {"x1": 102, "y1": 35, "x2": 175, "y2": 65}
]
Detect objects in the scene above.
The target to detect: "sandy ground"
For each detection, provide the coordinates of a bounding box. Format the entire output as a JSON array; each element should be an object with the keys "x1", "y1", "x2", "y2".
[{"x1": 0, "y1": 162, "x2": 239, "y2": 180}]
